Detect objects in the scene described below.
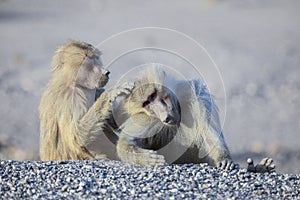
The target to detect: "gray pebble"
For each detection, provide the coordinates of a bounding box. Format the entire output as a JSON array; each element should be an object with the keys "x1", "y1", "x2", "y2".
[{"x1": 0, "y1": 159, "x2": 299, "y2": 199}]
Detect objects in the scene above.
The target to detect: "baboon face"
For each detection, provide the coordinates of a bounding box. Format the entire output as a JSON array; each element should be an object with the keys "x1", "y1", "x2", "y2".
[
  {"x1": 54, "y1": 41, "x2": 109, "y2": 89},
  {"x1": 76, "y1": 51, "x2": 110, "y2": 89},
  {"x1": 129, "y1": 83, "x2": 181, "y2": 126}
]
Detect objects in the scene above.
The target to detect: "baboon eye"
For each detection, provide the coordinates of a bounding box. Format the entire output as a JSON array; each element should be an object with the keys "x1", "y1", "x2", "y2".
[
  {"x1": 160, "y1": 99, "x2": 167, "y2": 106},
  {"x1": 143, "y1": 89, "x2": 157, "y2": 107},
  {"x1": 148, "y1": 90, "x2": 157, "y2": 102},
  {"x1": 142, "y1": 100, "x2": 150, "y2": 107}
]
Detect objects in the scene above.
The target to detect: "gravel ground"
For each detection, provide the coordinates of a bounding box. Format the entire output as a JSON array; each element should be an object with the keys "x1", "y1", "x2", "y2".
[{"x1": 0, "y1": 159, "x2": 299, "y2": 199}]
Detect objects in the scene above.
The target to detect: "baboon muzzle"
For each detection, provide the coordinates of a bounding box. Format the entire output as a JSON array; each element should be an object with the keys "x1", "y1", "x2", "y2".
[{"x1": 163, "y1": 114, "x2": 178, "y2": 125}]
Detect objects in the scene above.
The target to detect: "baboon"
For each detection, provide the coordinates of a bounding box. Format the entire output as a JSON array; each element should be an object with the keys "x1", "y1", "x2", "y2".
[
  {"x1": 113, "y1": 65, "x2": 275, "y2": 172},
  {"x1": 39, "y1": 41, "x2": 131, "y2": 161}
]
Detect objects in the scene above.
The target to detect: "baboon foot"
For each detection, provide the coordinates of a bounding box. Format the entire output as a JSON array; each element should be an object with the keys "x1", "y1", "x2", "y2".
[{"x1": 247, "y1": 157, "x2": 276, "y2": 173}]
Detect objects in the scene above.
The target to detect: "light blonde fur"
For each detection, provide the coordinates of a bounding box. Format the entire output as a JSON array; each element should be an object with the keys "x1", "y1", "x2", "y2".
[
  {"x1": 39, "y1": 41, "x2": 128, "y2": 161},
  {"x1": 115, "y1": 65, "x2": 232, "y2": 168}
]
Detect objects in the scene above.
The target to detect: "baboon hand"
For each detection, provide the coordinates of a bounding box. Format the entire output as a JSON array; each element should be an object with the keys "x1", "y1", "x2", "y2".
[
  {"x1": 135, "y1": 149, "x2": 166, "y2": 166},
  {"x1": 110, "y1": 81, "x2": 134, "y2": 102},
  {"x1": 247, "y1": 157, "x2": 276, "y2": 173},
  {"x1": 117, "y1": 81, "x2": 134, "y2": 96},
  {"x1": 217, "y1": 159, "x2": 238, "y2": 171},
  {"x1": 118, "y1": 147, "x2": 166, "y2": 166}
]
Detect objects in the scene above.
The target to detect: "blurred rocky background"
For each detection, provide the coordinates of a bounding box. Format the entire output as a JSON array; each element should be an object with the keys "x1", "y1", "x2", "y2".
[{"x1": 0, "y1": 0, "x2": 299, "y2": 174}]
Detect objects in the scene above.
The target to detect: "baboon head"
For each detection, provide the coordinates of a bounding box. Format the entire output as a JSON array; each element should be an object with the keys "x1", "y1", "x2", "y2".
[
  {"x1": 52, "y1": 41, "x2": 110, "y2": 89},
  {"x1": 126, "y1": 67, "x2": 181, "y2": 126}
]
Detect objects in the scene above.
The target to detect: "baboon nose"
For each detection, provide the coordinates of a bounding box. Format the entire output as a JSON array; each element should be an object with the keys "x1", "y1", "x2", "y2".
[
  {"x1": 164, "y1": 115, "x2": 176, "y2": 125},
  {"x1": 103, "y1": 70, "x2": 110, "y2": 76}
]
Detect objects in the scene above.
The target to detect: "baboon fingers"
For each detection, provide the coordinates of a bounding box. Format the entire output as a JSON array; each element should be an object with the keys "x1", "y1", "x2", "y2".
[
  {"x1": 221, "y1": 160, "x2": 228, "y2": 169},
  {"x1": 259, "y1": 157, "x2": 270, "y2": 165},
  {"x1": 118, "y1": 145, "x2": 165, "y2": 166},
  {"x1": 217, "y1": 160, "x2": 224, "y2": 168},
  {"x1": 217, "y1": 159, "x2": 236, "y2": 171},
  {"x1": 121, "y1": 83, "x2": 134, "y2": 95},
  {"x1": 117, "y1": 81, "x2": 134, "y2": 95},
  {"x1": 265, "y1": 158, "x2": 273, "y2": 166},
  {"x1": 149, "y1": 153, "x2": 162, "y2": 158},
  {"x1": 138, "y1": 151, "x2": 165, "y2": 166},
  {"x1": 267, "y1": 163, "x2": 276, "y2": 173},
  {"x1": 247, "y1": 158, "x2": 256, "y2": 172},
  {"x1": 119, "y1": 88, "x2": 131, "y2": 95},
  {"x1": 149, "y1": 157, "x2": 165, "y2": 166},
  {"x1": 247, "y1": 158, "x2": 254, "y2": 165},
  {"x1": 121, "y1": 81, "x2": 135, "y2": 90},
  {"x1": 110, "y1": 82, "x2": 134, "y2": 102},
  {"x1": 139, "y1": 149, "x2": 156, "y2": 154},
  {"x1": 227, "y1": 162, "x2": 236, "y2": 171},
  {"x1": 269, "y1": 163, "x2": 276, "y2": 169}
]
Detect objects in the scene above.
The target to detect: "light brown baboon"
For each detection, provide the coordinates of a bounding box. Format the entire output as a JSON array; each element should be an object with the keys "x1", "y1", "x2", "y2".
[
  {"x1": 39, "y1": 41, "x2": 131, "y2": 161},
  {"x1": 113, "y1": 65, "x2": 275, "y2": 172}
]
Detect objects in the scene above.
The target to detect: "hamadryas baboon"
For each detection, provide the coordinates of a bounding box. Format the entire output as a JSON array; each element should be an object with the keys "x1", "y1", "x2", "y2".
[
  {"x1": 113, "y1": 65, "x2": 275, "y2": 172},
  {"x1": 39, "y1": 41, "x2": 131, "y2": 161}
]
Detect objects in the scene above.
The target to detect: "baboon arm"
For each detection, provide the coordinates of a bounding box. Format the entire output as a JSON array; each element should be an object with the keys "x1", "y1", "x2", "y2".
[
  {"x1": 75, "y1": 91, "x2": 112, "y2": 146},
  {"x1": 187, "y1": 80, "x2": 232, "y2": 163},
  {"x1": 75, "y1": 83, "x2": 133, "y2": 146},
  {"x1": 199, "y1": 101, "x2": 232, "y2": 163},
  {"x1": 39, "y1": 118, "x2": 59, "y2": 160},
  {"x1": 204, "y1": 129, "x2": 231, "y2": 162}
]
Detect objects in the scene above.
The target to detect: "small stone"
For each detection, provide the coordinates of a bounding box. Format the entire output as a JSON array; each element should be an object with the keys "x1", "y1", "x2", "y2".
[
  {"x1": 62, "y1": 185, "x2": 68, "y2": 191},
  {"x1": 130, "y1": 189, "x2": 135, "y2": 195},
  {"x1": 100, "y1": 189, "x2": 107, "y2": 194},
  {"x1": 170, "y1": 188, "x2": 178, "y2": 193},
  {"x1": 254, "y1": 181, "x2": 262, "y2": 187}
]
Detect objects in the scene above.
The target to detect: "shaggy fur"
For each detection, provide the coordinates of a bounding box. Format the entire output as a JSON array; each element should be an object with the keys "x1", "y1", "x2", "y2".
[
  {"x1": 39, "y1": 41, "x2": 123, "y2": 160},
  {"x1": 115, "y1": 65, "x2": 233, "y2": 168}
]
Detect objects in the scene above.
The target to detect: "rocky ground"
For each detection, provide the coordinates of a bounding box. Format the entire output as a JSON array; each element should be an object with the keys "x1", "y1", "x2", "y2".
[
  {"x1": 0, "y1": 0, "x2": 299, "y2": 189},
  {"x1": 0, "y1": 159, "x2": 299, "y2": 199}
]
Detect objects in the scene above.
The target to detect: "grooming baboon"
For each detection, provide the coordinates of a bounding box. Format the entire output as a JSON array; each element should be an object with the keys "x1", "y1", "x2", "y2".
[
  {"x1": 39, "y1": 41, "x2": 131, "y2": 161},
  {"x1": 113, "y1": 65, "x2": 275, "y2": 172}
]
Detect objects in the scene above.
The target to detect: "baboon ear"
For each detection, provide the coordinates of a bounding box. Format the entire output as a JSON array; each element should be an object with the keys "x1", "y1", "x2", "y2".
[
  {"x1": 133, "y1": 80, "x2": 139, "y2": 88},
  {"x1": 159, "y1": 70, "x2": 166, "y2": 81},
  {"x1": 52, "y1": 50, "x2": 64, "y2": 71},
  {"x1": 155, "y1": 69, "x2": 166, "y2": 84}
]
